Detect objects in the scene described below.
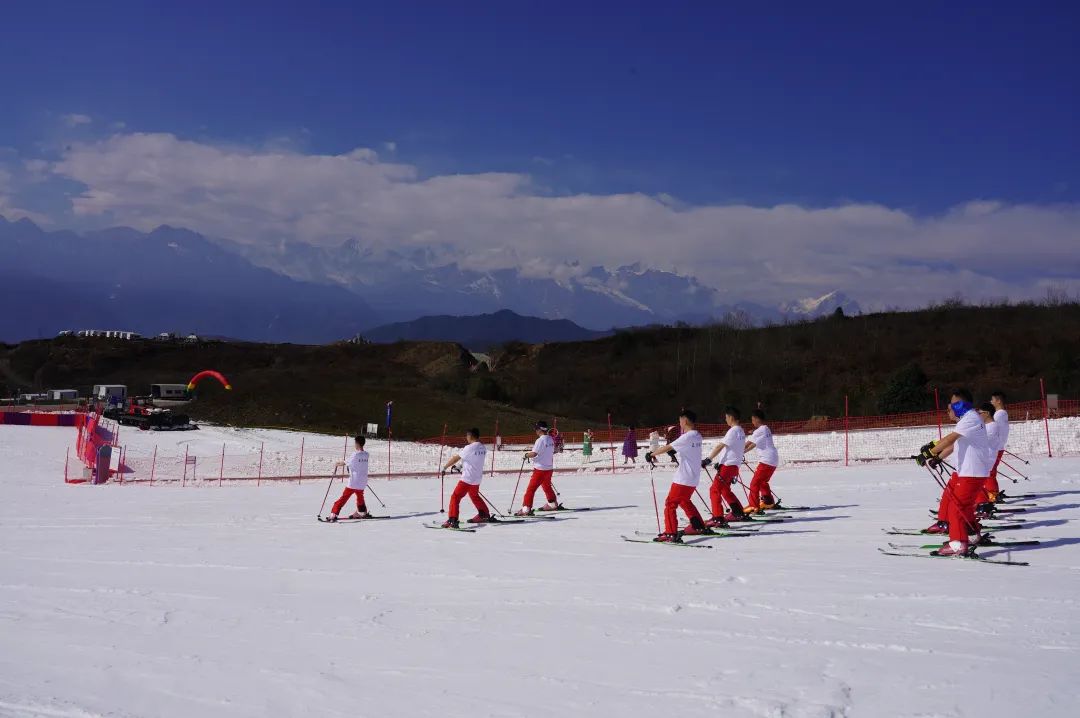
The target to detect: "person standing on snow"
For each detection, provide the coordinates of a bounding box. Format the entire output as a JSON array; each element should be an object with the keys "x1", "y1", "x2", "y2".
[
  {"x1": 622, "y1": 425, "x2": 639, "y2": 464},
  {"x1": 744, "y1": 409, "x2": 780, "y2": 513},
  {"x1": 921, "y1": 388, "x2": 993, "y2": 557},
  {"x1": 664, "y1": 424, "x2": 680, "y2": 465},
  {"x1": 516, "y1": 421, "x2": 563, "y2": 515},
  {"x1": 440, "y1": 428, "x2": 493, "y2": 528},
  {"x1": 645, "y1": 409, "x2": 711, "y2": 543},
  {"x1": 703, "y1": 406, "x2": 747, "y2": 524},
  {"x1": 581, "y1": 429, "x2": 594, "y2": 464},
  {"x1": 326, "y1": 435, "x2": 371, "y2": 521},
  {"x1": 983, "y1": 391, "x2": 1010, "y2": 503}
]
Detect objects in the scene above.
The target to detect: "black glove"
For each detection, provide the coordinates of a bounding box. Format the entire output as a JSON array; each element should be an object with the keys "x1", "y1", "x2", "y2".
[
  {"x1": 927, "y1": 456, "x2": 942, "y2": 469},
  {"x1": 644, "y1": 451, "x2": 654, "y2": 464},
  {"x1": 700, "y1": 458, "x2": 710, "y2": 469},
  {"x1": 713, "y1": 462, "x2": 722, "y2": 472}
]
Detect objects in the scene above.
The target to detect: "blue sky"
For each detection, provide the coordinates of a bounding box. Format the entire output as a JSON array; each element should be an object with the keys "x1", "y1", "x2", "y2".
[{"x1": 1, "y1": 1, "x2": 1078, "y2": 306}]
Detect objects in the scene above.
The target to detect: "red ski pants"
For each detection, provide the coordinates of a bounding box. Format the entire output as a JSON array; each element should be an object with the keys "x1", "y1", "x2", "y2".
[
  {"x1": 331, "y1": 488, "x2": 366, "y2": 515},
  {"x1": 983, "y1": 450, "x2": 1004, "y2": 497},
  {"x1": 522, "y1": 469, "x2": 556, "y2": 507},
  {"x1": 710, "y1": 464, "x2": 743, "y2": 517},
  {"x1": 448, "y1": 481, "x2": 487, "y2": 520},
  {"x1": 664, "y1": 483, "x2": 703, "y2": 535},
  {"x1": 747, "y1": 463, "x2": 777, "y2": 508},
  {"x1": 937, "y1": 473, "x2": 985, "y2": 542}
]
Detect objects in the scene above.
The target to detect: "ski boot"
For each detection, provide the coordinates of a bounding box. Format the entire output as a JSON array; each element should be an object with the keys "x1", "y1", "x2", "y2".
[
  {"x1": 922, "y1": 521, "x2": 948, "y2": 535},
  {"x1": 705, "y1": 515, "x2": 729, "y2": 529},
  {"x1": 931, "y1": 540, "x2": 975, "y2": 558},
  {"x1": 514, "y1": 507, "x2": 534, "y2": 517},
  {"x1": 682, "y1": 516, "x2": 715, "y2": 536},
  {"x1": 538, "y1": 502, "x2": 565, "y2": 512},
  {"x1": 468, "y1": 514, "x2": 496, "y2": 524},
  {"x1": 653, "y1": 532, "x2": 683, "y2": 543},
  {"x1": 441, "y1": 517, "x2": 460, "y2": 528},
  {"x1": 324, "y1": 514, "x2": 339, "y2": 522},
  {"x1": 348, "y1": 511, "x2": 371, "y2": 519},
  {"x1": 724, "y1": 508, "x2": 751, "y2": 522},
  {"x1": 975, "y1": 503, "x2": 996, "y2": 519}
]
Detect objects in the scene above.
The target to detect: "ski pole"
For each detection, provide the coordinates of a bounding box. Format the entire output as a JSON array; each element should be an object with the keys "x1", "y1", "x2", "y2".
[
  {"x1": 366, "y1": 482, "x2": 387, "y2": 508},
  {"x1": 650, "y1": 475, "x2": 662, "y2": 534},
  {"x1": 317, "y1": 467, "x2": 339, "y2": 519},
  {"x1": 996, "y1": 468, "x2": 1020, "y2": 484},
  {"x1": 507, "y1": 456, "x2": 528, "y2": 513},
  {"x1": 1005, "y1": 450, "x2": 1029, "y2": 465},
  {"x1": 693, "y1": 487, "x2": 712, "y2": 517},
  {"x1": 479, "y1": 490, "x2": 507, "y2": 518},
  {"x1": 999, "y1": 458, "x2": 1029, "y2": 481}
]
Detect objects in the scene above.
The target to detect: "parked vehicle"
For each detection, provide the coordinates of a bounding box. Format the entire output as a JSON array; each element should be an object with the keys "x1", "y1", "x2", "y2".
[{"x1": 103, "y1": 396, "x2": 196, "y2": 431}]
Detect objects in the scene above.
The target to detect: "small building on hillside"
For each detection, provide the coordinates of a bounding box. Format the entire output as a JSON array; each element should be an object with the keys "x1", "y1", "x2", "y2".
[
  {"x1": 151, "y1": 384, "x2": 190, "y2": 400},
  {"x1": 48, "y1": 389, "x2": 79, "y2": 401}
]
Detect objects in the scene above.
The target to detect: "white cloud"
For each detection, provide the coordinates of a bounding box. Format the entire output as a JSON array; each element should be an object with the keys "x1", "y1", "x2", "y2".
[
  {"x1": 25, "y1": 131, "x2": 1080, "y2": 307},
  {"x1": 62, "y1": 113, "x2": 93, "y2": 127}
]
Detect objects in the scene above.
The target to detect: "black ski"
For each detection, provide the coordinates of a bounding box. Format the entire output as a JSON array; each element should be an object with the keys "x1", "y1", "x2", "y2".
[
  {"x1": 535, "y1": 507, "x2": 592, "y2": 514},
  {"x1": 423, "y1": 522, "x2": 477, "y2": 533},
  {"x1": 878, "y1": 548, "x2": 1028, "y2": 566},
  {"x1": 634, "y1": 529, "x2": 754, "y2": 540},
  {"x1": 621, "y1": 534, "x2": 713, "y2": 549},
  {"x1": 885, "y1": 523, "x2": 1026, "y2": 536},
  {"x1": 888, "y1": 539, "x2": 1040, "y2": 550}
]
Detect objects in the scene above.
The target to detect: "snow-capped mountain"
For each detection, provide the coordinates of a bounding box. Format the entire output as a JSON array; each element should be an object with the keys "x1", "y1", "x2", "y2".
[
  {"x1": 0, "y1": 215, "x2": 862, "y2": 342},
  {"x1": 779, "y1": 291, "x2": 862, "y2": 318},
  {"x1": 216, "y1": 235, "x2": 862, "y2": 329}
]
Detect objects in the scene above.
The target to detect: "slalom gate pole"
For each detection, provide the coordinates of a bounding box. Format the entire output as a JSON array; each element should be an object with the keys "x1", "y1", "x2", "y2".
[
  {"x1": 318, "y1": 467, "x2": 338, "y2": 519},
  {"x1": 1005, "y1": 450, "x2": 1030, "y2": 465},
  {"x1": 436, "y1": 423, "x2": 448, "y2": 513},
  {"x1": 650, "y1": 475, "x2": 662, "y2": 534},
  {"x1": 366, "y1": 483, "x2": 387, "y2": 508},
  {"x1": 507, "y1": 456, "x2": 528, "y2": 513},
  {"x1": 999, "y1": 458, "x2": 1029, "y2": 480},
  {"x1": 479, "y1": 490, "x2": 506, "y2": 518}
]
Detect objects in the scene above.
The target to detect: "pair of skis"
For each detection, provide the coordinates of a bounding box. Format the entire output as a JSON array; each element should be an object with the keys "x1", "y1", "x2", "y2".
[{"x1": 424, "y1": 507, "x2": 592, "y2": 532}]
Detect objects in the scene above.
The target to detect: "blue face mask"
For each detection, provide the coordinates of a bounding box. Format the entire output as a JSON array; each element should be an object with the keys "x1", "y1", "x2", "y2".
[{"x1": 950, "y1": 400, "x2": 973, "y2": 417}]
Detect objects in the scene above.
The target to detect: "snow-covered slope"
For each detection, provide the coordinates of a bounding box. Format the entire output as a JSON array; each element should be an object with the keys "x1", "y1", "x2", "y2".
[{"x1": 3, "y1": 424, "x2": 1077, "y2": 717}]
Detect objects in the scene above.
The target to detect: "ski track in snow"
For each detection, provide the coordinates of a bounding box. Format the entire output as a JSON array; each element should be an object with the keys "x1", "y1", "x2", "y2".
[{"x1": 1, "y1": 425, "x2": 1079, "y2": 717}]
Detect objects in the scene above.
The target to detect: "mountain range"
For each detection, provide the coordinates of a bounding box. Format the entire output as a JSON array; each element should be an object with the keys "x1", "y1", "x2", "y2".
[{"x1": 0, "y1": 215, "x2": 861, "y2": 343}]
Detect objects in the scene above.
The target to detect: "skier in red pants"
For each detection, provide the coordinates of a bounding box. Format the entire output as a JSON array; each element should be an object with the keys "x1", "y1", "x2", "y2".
[
  {"x1": 440, "y1": 428, "x2": 493, "y2": 528},
  {"x1": 744, "y1": 409, "x2": 780, "y2": 513},
  {"x1": 982, "y1": 391, "x2": 1009, "y2": 503},
  {"x1": 516, "y1": 420, "x2": 563, "y2": 516},
  {"x1": 922, "y1": 389, "x2": 993, "y2": 556},
  {"x1": 645, "y1": 409, "x2": 709, "y2": 542},
  {"x1": 326, "y1": 435, "x2": 371, "y2": 521},
  {"x1": 702, "y1": 406, "x2": 747, "y2": 524}
]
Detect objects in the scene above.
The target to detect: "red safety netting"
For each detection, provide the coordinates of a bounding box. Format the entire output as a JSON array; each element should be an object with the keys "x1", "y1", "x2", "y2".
[{"x1": 66, "y1": 391, "x2": 1079, "y2": 486}]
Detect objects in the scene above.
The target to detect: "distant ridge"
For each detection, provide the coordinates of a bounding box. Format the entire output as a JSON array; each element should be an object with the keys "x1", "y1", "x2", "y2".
[{"x1": 361, "y1": 309, "x2": 609, "y2": 351}]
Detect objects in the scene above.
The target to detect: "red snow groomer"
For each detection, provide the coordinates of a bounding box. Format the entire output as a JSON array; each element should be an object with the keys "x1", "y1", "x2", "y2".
[{"x1": 104, "y1": 396, "x2": 196, "y2": 431}]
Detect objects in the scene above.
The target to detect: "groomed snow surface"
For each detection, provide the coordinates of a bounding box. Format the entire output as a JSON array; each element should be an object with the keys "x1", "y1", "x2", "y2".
[{"x1": 2, "y1": 425, "x2": 1079, "y2": 718}]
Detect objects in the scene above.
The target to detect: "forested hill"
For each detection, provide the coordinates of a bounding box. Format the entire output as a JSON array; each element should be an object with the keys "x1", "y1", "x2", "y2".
[
  {"x1": 486, "y1": 303, "x2": 1080, "y2": 427},
  {"x1": 3, "y1": 303, "x2": 1078, "y2": 437}
]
